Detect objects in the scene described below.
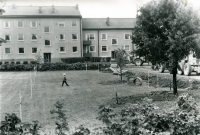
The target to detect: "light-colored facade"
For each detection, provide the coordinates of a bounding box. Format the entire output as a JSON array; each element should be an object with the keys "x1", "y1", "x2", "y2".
[
  {"x1": 0, "y1": 6, "x2": 82, "y2": 63},
  {"x1": 82, "y1": 18, "x2": 136, "y2": 60},
  {"x1": 0, "y1": 6, "x2": 136, "y2": 63}
]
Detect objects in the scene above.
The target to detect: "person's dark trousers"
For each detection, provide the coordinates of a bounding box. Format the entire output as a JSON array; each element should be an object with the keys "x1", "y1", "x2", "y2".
[{"x1": 62, "y1": 81, "x2": 69, "y2": 86}]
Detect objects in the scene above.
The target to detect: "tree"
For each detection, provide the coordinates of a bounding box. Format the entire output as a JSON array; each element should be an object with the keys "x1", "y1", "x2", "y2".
[
  {"x1": 34, "y1": 50, "x2": 43, "y2": 64},
  {"x1": 132, "y1": 0, "x2": 200, "y2": 94},
  {"x1": 115, "y1": 48, "x2": 127, "y2": 81},
  {"x1": 50, "y1": 101, "x2": 69, "y2": 135},
  {"x1": 0, "y1": 37, "x2": 6, "y2": 45}
]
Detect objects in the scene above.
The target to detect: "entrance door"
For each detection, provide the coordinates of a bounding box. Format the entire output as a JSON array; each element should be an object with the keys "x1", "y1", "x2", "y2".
[
  {"x1": 111, "y1": 51, "x2": 116, "y2": 60},
  {"x1": 44, "y1": 53, "x2": 51, "y2": 63}
]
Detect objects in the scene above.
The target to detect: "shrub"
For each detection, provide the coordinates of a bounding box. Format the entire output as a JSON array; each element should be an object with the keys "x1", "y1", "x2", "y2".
[
  {"x1": 16, "y1": 61, "x2": 21, "y2": 64},
  {"x1": 0, "y1": 62, "x2": 2, "y2": 65},
  {"x1": 23, "y1": 61, "x2": 28, "y2": 64},
  {"x1": 4, "y1": 62, "x2": 9, "y2": 64},
  {"x1": 30, "y1": 61, "x2": 37, "y2": 64},
  {"x1": 106, "y1": 57, "x2": 111, "y2": 62},
  {"x1": 62, "y1": 57, "x2": 85, "y2": 64},
  {"x1": 97, "y1": 94, "x2": 200, "y2": 135},
  {"x1": 91, "y1": 57, "x2": 101, "y2": 62},
  {"x1": 11, "y1": 62, "x2": 15, "y2": 64},
  {"x1": 50, "y1": 101, "x2": 69, "y2": 134}
]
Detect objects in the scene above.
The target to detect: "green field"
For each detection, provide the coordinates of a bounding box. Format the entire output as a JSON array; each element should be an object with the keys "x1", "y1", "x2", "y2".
[{"x1": 0, "y1": 70, "x2": 171, "y2": 131}]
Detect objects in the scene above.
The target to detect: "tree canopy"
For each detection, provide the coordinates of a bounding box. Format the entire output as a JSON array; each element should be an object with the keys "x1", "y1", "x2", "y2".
[
  {"x1": 132, "y1": 0, "x2": 200, "y2": 94},
  {"x1": 132, "y1": 0, "x2": 200, "y2": 64}
]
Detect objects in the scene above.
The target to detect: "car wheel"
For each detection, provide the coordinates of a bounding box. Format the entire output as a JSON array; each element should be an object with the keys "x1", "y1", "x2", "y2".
[{"x1": 134, "y1": 58, "x2": 143, "y2": 66}]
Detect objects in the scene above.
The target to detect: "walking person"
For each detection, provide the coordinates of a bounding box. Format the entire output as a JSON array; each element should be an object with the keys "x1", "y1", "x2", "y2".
[{"x1": 62, "y1": 73, "x2": 69, "y2": 86}]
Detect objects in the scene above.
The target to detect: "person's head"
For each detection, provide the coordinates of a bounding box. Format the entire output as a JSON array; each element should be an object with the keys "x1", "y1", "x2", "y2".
[{"x1": 63, "y1": 73, "x2": 65, "y2": 76}]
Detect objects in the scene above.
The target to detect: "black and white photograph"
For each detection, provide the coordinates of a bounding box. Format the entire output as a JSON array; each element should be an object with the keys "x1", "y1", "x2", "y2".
[{"x1": 1, "y1": 0, "x2": 200, "y2": 134}]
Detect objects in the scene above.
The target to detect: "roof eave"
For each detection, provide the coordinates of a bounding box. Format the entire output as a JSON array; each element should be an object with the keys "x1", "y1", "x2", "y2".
[
  {"x1": 0, "y1": 15, "x2": 82, "y2": 18},
  {"x1": 82, "y1": 28, "x2": 134, "y2": 30}
]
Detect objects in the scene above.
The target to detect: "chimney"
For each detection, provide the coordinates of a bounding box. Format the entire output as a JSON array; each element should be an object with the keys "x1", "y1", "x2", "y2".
[
  {"x1": 106, "y1": 17, "x2": 110, "y2": 26},
  {"x1": 76, "y1": 4, "x2": 79, "y2": 9},
  {"x1": 51, "y1": 5, "x2": 55, "y2": 13},
  {"x1": 39, "y1": 7, "x2": 42, "y2": 13}
]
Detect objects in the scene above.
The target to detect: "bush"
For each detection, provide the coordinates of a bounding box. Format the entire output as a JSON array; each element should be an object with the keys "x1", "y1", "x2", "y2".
[
  {"x1": 16, "y1": 61, "x2": 21, "y2": 64},
  {"x1": 11, "y1": 62, "x2": 15, "y2": 64},
  {"x1": 4, "y1": 62, "x2": 9, "y2": 64},
  {"x1": 62, "y1": 57, "x2": 85, "y2": 64},
  {"x1": 0, "y1": 62, "x2": 2, "y2": 65},
  {"x1": 97, "y1": 93, "x2": 200, "y2": 135},
  {"x1": 23, "y1": 61, "x2": 28, "y2": 64},
  {"x1": 30, "y1": 61, "x2": 37, "y2": 64}
]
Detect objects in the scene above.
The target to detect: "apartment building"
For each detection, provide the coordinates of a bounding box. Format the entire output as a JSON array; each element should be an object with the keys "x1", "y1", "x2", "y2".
[
  {"x1": 0, "y1": 5, "x2": 82, "y2": 63},
  {"x1": 0, "y1": 5, "x2": 136, "y2": 63},
  {"x1": 82, "y1": 18, "x2": 136, "y2": 60}
]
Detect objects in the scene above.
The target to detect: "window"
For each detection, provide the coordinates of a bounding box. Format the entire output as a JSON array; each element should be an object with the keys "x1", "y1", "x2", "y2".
[
  {"x1": 18, "y1": 34, "x2": 24, "y2": 41},
  {"x1": 60, "y1": 47, "x2": 65, "y2": 53},
  {"x1": 45, "y1": 40, "x2": 51, "y2": 46},
  {"x1": 72, "y1": 46, "x2": 78, "y2": 53},
  {"x1": 72, "y1": 34, "x2": 78, "y2": 40},
  {"x1": 18, "y1": 21, "x2": 24, "y2": 28},
  {"x1": 124, "y1": 33, "x2": 130, "y2": 40},
  {"x1": 19, "y1": 48, "x2": 25, "y2": 54},
  {"x1": 58, "y1": 22, "x2": 65, "y2": 27},
  {"x1": 111, "y1": 38, "x2": 118, "y2": 45},
  {"x1": 5, "y1": 35, "x2": 11, "y2": 41},
  {"x1": 101, "y1": 33, "x2": 107, "y2": 40},
  {"x1": 32, "y1": 48, "x2": 37, "y2": 54},
  {"x1": 86, "y1": 34, "x2": 95, "y2": 40},
  {"x1": 102, "y1": 46, "x2": 107, "y2": 52},
  {"x1": 72, "y1": 21, "x2": 77, "y2": 27},
  {"x1": 30, "y1": 21, "x2": 37, "y2": 28},
  {"x1": 4, "y1": 21, "x2": 10, "y2": 28},
  {"x1": 31, "y1": 34, "x2": 37, "y2": 41},
  {"x1": 5, "y1": 48, "x2": 11, "y2": 54},
  {"x1": 44, "y1": 27, "x2": 50, "y2": 33},
  {"x1": 124, "y1": 45, "x2": 130, "y2": 51},
  {"x1": 59, "y1": 34, "x2": 65, "y2": 40},
  {"x1": 90, "y1": 46, "x2": 96, "y2": 52}
]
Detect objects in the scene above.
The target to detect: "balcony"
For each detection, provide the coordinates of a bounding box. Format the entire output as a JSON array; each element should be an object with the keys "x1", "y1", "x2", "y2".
[
  {"x1": 83, "y1": 40, "x2": 91, "y2": 46},
  {"x1": 83, "y1": 53, "x2": 91, "y2": 57}
]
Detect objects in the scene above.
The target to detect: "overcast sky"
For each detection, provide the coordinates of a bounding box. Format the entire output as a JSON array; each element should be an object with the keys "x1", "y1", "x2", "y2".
[{"x1": 1, "y1": 0, "x2": 200, "y2": 18}]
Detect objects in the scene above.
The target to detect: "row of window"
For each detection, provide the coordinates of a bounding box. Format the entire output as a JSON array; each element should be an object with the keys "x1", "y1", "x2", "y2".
[
  {"x1": 4, "y1": 45, "x2": 130, "y2": 54},
  {"x1": 4, "y1": 34, "x2": 78, "y2": 42},
  {"x1": 4, "y1": 34, "x2": 129, "y2": 45},
  {"x1": 4, "y1": 21, "x2": 78, "y2": 28},
  {"x1": 86, "y1": 33, "x2": 131, "y2": 42},
  {"x1": 4, "y1": 46, "x2": 78, "y2": 54}
]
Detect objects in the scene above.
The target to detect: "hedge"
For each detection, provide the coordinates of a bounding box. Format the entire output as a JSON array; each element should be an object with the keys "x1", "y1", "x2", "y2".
[
  {"x1": 37, "y1": 62, "x2": 111, "y2": 71},
  {"x1": 61, "y1": 57, "x2": 111, "y2": 63},
  {"x1": 61, "y1": 57, "x2": 85, "y2": 64},
  {"x1": 0, "y1": 62, "x2": 111, "y2": 71}
]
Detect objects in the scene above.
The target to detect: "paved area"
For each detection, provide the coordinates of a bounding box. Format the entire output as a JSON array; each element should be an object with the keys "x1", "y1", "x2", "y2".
[{"x1": 111, "y1": 63, "x2": 200, "y2": 80}]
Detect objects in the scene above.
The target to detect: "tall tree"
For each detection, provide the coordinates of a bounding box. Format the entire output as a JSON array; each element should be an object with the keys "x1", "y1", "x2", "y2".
[{"x1": 132, "y1": 0, "x2": 200, "y2": 94}]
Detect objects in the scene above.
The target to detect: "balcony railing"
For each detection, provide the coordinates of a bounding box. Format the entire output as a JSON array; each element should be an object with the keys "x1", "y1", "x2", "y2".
[{"x1": 83, "y1": 40, "x2": 91, "y2": 46}]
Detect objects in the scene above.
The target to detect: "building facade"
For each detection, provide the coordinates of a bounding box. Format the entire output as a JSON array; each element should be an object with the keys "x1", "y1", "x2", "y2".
[
  {"x1": 0, "y1": 5, "x2": 136, "y2": 64},
  {"x1": 82, "y1": 18, "x2": 136, "y2": 60}
]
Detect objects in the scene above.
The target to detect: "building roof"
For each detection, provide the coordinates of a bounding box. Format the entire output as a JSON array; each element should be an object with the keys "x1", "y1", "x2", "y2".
[
  {"x1": 0, "y1": 6, "x2": 81, "y2": 17},
  {"x1": 82, "y1": 18, "x2": 136, "y2": 30}
]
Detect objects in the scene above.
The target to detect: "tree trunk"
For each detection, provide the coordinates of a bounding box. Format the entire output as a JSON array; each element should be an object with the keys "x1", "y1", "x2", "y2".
[
  {"x1": 120, "y1": 68, "x2": 122, "y2": 81},
  {"x1": 173, "y1": 72, "x2": 177, "y2": 95}
]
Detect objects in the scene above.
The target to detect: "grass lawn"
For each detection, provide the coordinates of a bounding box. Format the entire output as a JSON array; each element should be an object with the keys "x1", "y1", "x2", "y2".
[{"x1": 0, "y1": 70, "x2": 187, "y2": 132}]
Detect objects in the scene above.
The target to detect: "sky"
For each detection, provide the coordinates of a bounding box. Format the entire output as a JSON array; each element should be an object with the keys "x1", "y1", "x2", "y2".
[{"x1": 1, "y1": 0, "x2": 200, "y2": 18}]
